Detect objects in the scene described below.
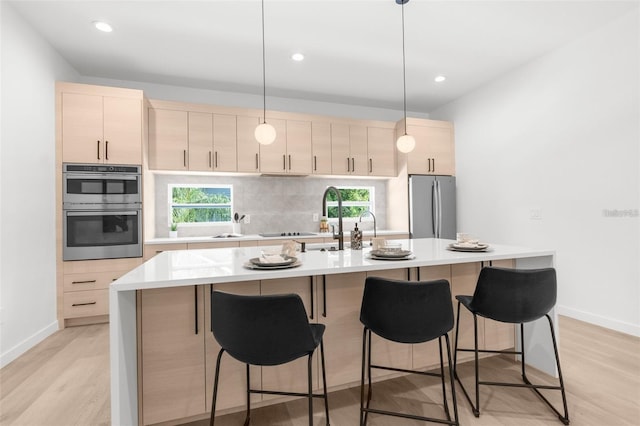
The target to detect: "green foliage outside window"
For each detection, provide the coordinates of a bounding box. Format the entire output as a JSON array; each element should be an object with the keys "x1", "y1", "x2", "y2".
[
  {"x1": 170, "y1": 185, "x2": 232, "y2": 224},
  {"x1": 325, "y1": 187, "x2": 373, "y2": 219}
]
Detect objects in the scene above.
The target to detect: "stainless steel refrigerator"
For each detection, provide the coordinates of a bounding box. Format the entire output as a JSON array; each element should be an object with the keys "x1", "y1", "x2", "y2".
[{"x1": 409, "y1": 175, "x2": 456, "y2": 239}]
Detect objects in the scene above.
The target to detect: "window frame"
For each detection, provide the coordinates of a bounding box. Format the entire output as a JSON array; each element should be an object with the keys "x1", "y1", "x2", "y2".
[
  {"x1": 324, "y1": 185, "x2": 375, "y2": 224},
  {"x1": 168, "y1": 183, "x2": 234, "y2": 227}
]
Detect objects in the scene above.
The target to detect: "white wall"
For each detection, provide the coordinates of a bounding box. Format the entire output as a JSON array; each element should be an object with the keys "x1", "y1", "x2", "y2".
[
  {"x1": 80, "y1": 76, "x2": 425, "y2": 123},
  {"x1": 431, "y1": 10, "x2": 640, "y2": 336},
  {"x1": 0, "y1": 3, "x2": 79, "y2": 367}
]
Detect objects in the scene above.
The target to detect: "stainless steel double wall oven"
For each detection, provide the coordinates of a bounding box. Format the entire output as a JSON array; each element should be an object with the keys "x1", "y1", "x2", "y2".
[{"x1": 63, "y1": 163, "x2": 142, "y2": 261}]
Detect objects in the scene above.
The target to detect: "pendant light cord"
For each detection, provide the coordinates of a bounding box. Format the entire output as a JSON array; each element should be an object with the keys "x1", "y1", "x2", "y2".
[
  {"x1": 261, "y1": 0, "x2": 267, "y2": 125},
  {"x1": 401, "y1": 0, "x2": 408, "y2": 136}
]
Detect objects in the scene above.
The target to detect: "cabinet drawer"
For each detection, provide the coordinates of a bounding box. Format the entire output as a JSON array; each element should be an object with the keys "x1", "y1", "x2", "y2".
[
  {"x1": 64, "y1": 289, "x2": 109, "y2": 318},
  {"x1": 63, "y1": 257, "x2": 142, "y2": 274},
  {"x1": 63, "y1": 270, "x2": 127, "y2": 292}
]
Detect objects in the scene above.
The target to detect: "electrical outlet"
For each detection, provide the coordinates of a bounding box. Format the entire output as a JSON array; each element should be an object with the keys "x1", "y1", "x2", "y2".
[
  {"x1": 312, "y1": 213, "x2": 319, "y2": 222},
  {"x1": 243, "y1": 215, "x2": 250, "y2": 224},
  {"x1": 529, "y1": 209, "x2": 542, "y2": 220}
]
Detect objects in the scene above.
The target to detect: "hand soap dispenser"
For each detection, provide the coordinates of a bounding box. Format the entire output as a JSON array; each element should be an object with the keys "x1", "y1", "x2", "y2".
[{"x1": 351, "y1": 223, "x2": 362, "y2": 250}]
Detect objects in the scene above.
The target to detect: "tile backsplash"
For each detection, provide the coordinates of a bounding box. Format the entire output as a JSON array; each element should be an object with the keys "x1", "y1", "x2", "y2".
[{"x1": 153, "y1": 174, "x2": 387, "y2": 237}]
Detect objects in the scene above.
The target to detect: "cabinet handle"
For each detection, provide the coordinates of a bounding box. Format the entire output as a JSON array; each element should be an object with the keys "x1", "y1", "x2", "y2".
[
  {"x1": 309, "y1": 276, "x2": 314, "y2": 320},
  {"x1": 314, "y1": 155, "x2": 317, "y2": 171},
  {"x1": 255, "y1": 153, "x2": 259, "y2": 170},
  {"x1": 288, "y1": 154, "x2": 291, "y2": 170},
  {"x1": 105, "y1": 141, "x2": 109, "y2": 161},
  {"x1": 97, "y1": 140, "x2": 100, "y2": 160},
  {"x1": 194, "y1": 285, "x2": 199, "y2": 335},
  {"x1": 322, "y1": 275, "x2": 327, "y2": 317},
  {"x1": 214, "y1": 151, "x2": 218, "y2": 168},
  {"x1": 183, "y1": 150, "x2": 187, "y2": 168},
  {"x1": 283, "y1": 154, "x2": 286, "y2": 170},
  {"x1": 347, "y1": 157, "x2": 350, "y2": 172},
  {"x1": 71, "y1": 280, "x2": 96, "y2": 284},
  {"x1": 72, "y1": 302, "x2": 96, "y2": 307},
  {"x1": 209, "y1": 151, "x2": 212, "y2": 168},
  {"x1": 351, "y1": 158, "x2": 355, "y2": 172},
  {"x1": 432, "y1": 158, "x2": 436, "y2": 172},
  {"x1": 369, "y1": 158, "x2": 373, "y2": 173}
]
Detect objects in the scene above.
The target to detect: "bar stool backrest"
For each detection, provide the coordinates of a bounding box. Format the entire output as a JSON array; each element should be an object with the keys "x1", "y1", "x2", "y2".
[
  {"x1": 360, "y1": 277, "x2": 454, "y2": 344},
  {"x1": 471, "y1": 267, "x2": 557, "y2": 323},
  {"x1": 211, "y1": 291, "x2": 318, "y2": 366}
]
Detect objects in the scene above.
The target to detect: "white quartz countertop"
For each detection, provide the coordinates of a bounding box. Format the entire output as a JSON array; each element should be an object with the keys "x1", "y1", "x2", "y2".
[
  {"x1": 113, "y1": 238, "x2": 554, "y2": 292},
  {"x1": 145, "y1": 229, "x2": 406, "y2": 245}
]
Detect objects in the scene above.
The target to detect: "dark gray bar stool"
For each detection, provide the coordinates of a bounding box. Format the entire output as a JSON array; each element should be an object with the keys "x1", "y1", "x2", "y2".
[
  {"x1": 210, "y1": 291, "x2": 329, "y2": 426},
  {"x1": 359, "y1": 276, "x2": 459, "y2": 425},
  {"x1": 453, "y1": 267, "x2": 569, "y2": 424}
]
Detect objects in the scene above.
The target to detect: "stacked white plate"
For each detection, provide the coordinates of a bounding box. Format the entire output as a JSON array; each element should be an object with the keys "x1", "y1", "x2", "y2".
[
  {"x1": 447, "y1": 242, "x2": 490, "y2": 252},
  {"x1": 369, "y1": 249, "x2": 414, "y2": 261},
  {"x1": 244, "y1": 255, "x2": 301, "y2": 270}
]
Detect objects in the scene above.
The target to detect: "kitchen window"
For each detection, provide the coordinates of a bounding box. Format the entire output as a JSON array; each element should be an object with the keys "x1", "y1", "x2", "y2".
[
  {"x1": 325, "y1": 186, "x2": 374, "y2": 220},
  {"x1": 169, "y1": 184, "x2": 233, "y2": 225}
]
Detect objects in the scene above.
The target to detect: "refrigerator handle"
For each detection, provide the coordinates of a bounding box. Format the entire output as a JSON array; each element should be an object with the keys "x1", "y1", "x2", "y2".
[
  {"x1": 437, "y1": 180, "x2": 443, "y2": 238},
  {"x1": 434, "y1": 180, "x2": 439, "y2": 238},
  {"x1": 431, "y1": 181, "x2": 437, "y2": 236}
]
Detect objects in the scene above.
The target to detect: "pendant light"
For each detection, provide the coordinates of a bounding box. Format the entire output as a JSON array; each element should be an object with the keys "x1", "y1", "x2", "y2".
[
  {"x1": 396, "y1": 0, "x2": 416, "y2": 154},
  {"x1": 255, "y1": 0, "x2": 276, "y2": 145}
]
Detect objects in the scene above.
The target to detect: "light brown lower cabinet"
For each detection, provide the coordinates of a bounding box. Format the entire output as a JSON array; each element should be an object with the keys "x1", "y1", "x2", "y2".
[
  {"x1": 62, "y1": 257, "x2": 142, "y2": 325},
  {"x1": 137, "y1": 261, "x2": 514, "y2": 424},
  {"x1": 138, "y1": 285, "x2": 206, "y2": 426}
]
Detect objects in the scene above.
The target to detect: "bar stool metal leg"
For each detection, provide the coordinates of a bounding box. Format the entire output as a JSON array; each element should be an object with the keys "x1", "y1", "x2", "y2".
[
  {"x1": 520, "y1": 316, "x2": 570, "y2": 425},
  {"x1": 244, "y1": 364, "x2": 250, "y2": 426},
  {"x1": 320, "y1": 341, "x2": 330, "y2": 425},
  {"x1": 210, "y1": 348, "x2": 225, "y2": 426},
  {"x1": 308, "y1": 354, "x2": 313, "y2": 426}
]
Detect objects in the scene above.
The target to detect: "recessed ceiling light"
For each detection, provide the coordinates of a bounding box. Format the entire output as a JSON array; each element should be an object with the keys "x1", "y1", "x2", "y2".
[
  {"x1": 434, "y1": 75, "x2": 446, "y2": 83},
  {"x1": 291, "y1": 53, "x2": 304, "y2": 62},
  {"x1": 93, "y1": 21, "x2": 113, "y2": 33}
]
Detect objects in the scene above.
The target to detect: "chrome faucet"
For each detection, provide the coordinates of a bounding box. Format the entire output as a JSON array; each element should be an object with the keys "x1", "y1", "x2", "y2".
[
  {"x1": 322, "y1": 186, "x2": 344, "y2": 250},
  {"x1": 359, "y1": 210, "x2": 377, "y2": 238}
]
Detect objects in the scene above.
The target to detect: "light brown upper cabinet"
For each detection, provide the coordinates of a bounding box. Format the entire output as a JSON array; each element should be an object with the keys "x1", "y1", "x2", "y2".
[
  {"x1": 400, "y1": 118, "x2": 455, "y2": 176},
  {"x1": 212, "y1": 114, "x2": 238, "y2": 172},
  {"x1": 148, "y1": 108, "x2": 188, "y2": 170},
  {"x1": 188, "y1": 112, "x2": 237, "y2": 172},
  {"x1": 59, "y1": 83, "x2": 142, "y2": 165},
  {"x1": 331, "y1": 123, "x2": 368, "y2": 175},
  {"x1": 256, "y1": 118, "x2": 285, "y2": 173},
  {"x1": 311, "y1": 122, "x2": 332, "y2": 175},
  {"x1": 283, "y1": 120, "x2": 312, "y2": 174},
  {"x1": 258, "y1": 118, "x2": 311, "y2": 174},
  {"x1": 366, "y1": 127, "x2": 396, "y2": 177},
  {"x1": 236, "y1": 115, "x2": 261, "y2": 172}
]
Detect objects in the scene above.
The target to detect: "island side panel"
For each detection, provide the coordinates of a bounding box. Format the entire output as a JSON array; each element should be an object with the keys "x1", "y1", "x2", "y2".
[{"x1": 110, "y1": 288, "x2": 138, "y2": 426}]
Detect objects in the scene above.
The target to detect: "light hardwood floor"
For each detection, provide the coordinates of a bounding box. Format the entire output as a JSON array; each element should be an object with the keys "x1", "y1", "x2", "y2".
[{"x1": 1, "y1": 316, "x2": 638, "y2": 425}]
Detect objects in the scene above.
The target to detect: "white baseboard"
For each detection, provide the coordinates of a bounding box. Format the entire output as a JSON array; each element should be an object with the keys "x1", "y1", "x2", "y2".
[
  {"x1": 557, "y1": 305, "x2": 640, "y2": 337},
  {"x1": 0, "y1": 320, "x2": 59, "y2": 369}
]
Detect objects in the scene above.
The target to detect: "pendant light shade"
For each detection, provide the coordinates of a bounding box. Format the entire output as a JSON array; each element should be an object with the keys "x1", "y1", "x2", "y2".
[
  {"x1": 255, "y1": 122, "x2": 276, "y2": 145},
  {"x1": 396, "y1": 0, "x2": 415, "y2": 153},
  {"x1": 256, "y1": 0, "x2": 275, "y2": 145},
  {"x1": 396, "y1": 133, "x2": 416, "y2": 153}
]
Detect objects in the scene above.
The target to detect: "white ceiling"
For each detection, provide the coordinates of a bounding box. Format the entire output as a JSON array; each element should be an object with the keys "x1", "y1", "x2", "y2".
[{"x1": 9, "y1": 0, "x2": 638, "y2": 112}]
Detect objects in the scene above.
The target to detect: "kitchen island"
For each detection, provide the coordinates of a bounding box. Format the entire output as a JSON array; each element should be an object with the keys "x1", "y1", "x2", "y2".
[{"x1": 110, "y1": 238, "x2": 556, "y2": 425}]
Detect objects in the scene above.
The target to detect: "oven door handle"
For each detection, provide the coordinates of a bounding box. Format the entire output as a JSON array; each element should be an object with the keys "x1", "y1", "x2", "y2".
[
  {"x1": 65, "y1": 210, "x2": 140, "y2": 216},
  {"x1": 64, "y1": 173, "x2": 139, "y2": 181}
]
